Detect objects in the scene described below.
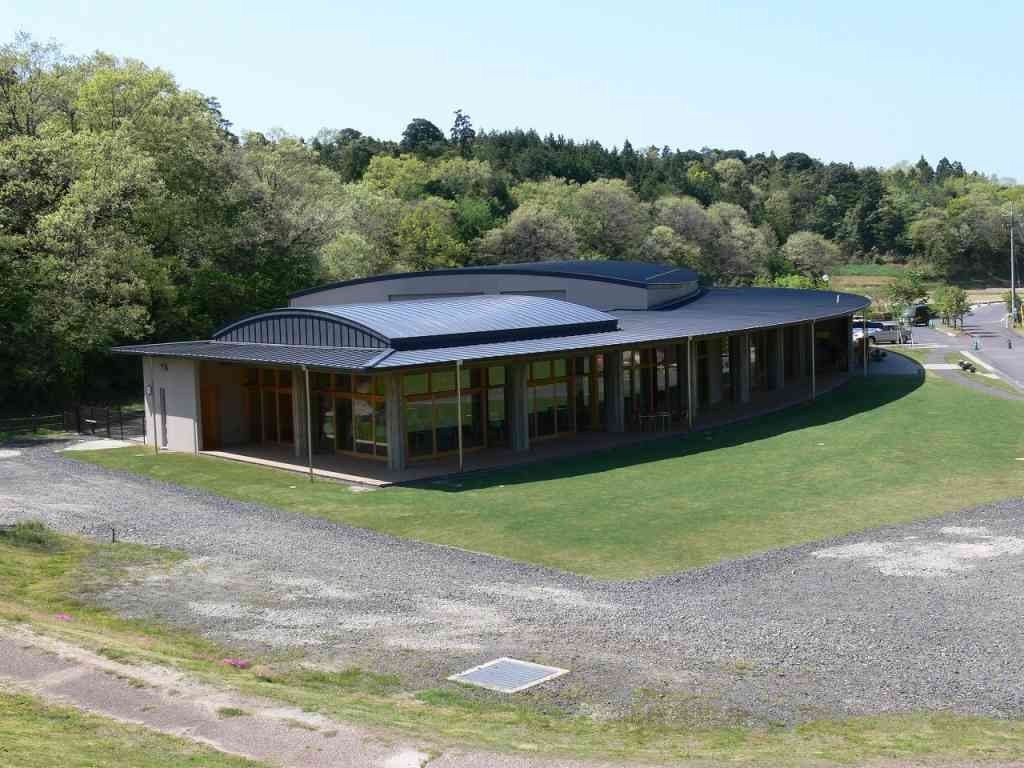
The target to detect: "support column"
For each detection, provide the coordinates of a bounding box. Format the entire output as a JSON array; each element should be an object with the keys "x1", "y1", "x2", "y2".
[
  {"x1": 846, "y1": 316, "x2": 855, "y2": 373},
  {"x1": 772, "y1": 328, "x2": 786, "y2": 390},
  {"x1": 707, "y1": 337, "x2": 723, "y2": 405},
  {"x1": 385, "y1": 373, "x2": 407, "y2": 471},
  {"x1": 508, "y1": 363, "x2": 530, "y2": 451},
  {"x1": 686, "y1": 338, "x2": 695, "y2": 428},
  {"x1": 737, "y1": 333, "x2": 751, "y2": 404},
  {"x1": 810, "y1": 321, "x2": 817, "y2": 400},
  {"x1": 604, "y1": 350, "x2": 625, "y2": 433},
  {"x1": 292, "y1": 368, "x2": 306, "y2": 458}
]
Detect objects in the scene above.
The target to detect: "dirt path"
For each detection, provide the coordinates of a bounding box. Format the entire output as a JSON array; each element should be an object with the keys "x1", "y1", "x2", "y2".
[{"x1": 0, "y1": 627, "x2": 646, "y2": 768}]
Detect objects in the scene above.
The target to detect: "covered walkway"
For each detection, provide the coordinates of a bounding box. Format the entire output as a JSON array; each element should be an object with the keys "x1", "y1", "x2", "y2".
[{"x1": 200, "y1": 371, "x2": 851, "y2": 486}]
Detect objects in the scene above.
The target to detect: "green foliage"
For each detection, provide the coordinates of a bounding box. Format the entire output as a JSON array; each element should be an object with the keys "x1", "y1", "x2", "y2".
[
  {"x1": 0, "y1": 521, "x2": 65, "y2": 553},
  {"x1": 1, "y1": 30, "x2": 1018, "y2": 410},
  {"x1": 932, "y1": 284, "x2": 970, "y2": 327},
  {"x1": 780, "y1": 231, "x2": 839, "y2": 278},
  {"x1": 886, "y1": 269, "x2": 929, "y2": 307}
]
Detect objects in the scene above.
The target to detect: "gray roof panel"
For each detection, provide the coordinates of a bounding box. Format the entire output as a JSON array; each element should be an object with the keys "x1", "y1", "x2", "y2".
[
  {"x1": 281, "y1": 295, "x2": 618, "y2": 350},
  {"x1": 373, "y1": 288, "x2": 870, "y2": 368},
  {"x1": 113, "y1": 288, "x2": 869, "y2": 372},
  {"x1": 112, "y1": 341, "x2": 387, "y2": 371},
  {"x1": 288, "y1": 259, "x2": 699, "y2": 298}
]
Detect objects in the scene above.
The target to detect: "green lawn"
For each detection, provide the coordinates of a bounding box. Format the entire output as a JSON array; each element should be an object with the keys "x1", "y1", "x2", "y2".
[
  {"x1": 0, "y1": 690, "x2": 265, "y2": 768},
  {"x1": 4, "y1": 523, "x2": 1024, "y2": 766},
  {"x1": 74, "y1": 374, "x2": 1024, "y2": 579}
]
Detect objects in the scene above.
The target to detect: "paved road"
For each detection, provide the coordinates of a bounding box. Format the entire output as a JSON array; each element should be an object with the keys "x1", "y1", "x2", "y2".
[
  {"x1": 4, "y1": 441, "x2": 1024, "y2": 731},
  {"x1": 913, "y1": 303, "x2": 1024, "y2": 389}
]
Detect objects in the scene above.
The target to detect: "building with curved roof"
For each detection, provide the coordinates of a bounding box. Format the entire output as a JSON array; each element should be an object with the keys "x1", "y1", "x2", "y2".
[{"x1": 115, "y1": 261, "x2": 869, "y2": 478}]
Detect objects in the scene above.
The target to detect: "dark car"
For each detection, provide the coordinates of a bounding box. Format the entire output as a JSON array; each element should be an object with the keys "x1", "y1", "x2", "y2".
[{"x1": 903, "y1": 303, "x2": 931, "y2": 326}]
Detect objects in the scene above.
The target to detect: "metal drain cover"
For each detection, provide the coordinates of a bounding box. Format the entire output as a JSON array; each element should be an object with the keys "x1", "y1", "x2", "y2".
[{"x1": 448, "y1": 657, "x2": 569, "y2": 693}]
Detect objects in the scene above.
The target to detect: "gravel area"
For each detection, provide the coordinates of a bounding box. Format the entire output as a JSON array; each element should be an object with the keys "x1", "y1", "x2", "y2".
[{"x1": 3, "y1": 438, "x2": 1024, "y2": 726}]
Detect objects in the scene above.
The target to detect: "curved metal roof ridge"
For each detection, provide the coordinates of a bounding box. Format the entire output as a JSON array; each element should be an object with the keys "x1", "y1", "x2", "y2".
[
  {"x1": 215, "y1": 294, "x2": 619, "y2": 351},
  {"x1": 288, "y1": 260, "x2": 699, "y2": 299}
]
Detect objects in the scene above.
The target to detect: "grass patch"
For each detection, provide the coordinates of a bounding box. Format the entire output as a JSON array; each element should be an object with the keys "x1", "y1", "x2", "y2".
[
  {"x1": 216, "y1": 707, "x2": 248, "y2": 718},
  {"x1": 885, "y1": 346, "x2": 932, "y2": 365},
  {"x1": 0, "y1": 690, "x2": 265, "y2": 767},
  {"x1": 4, "y1": 527, "x2": 1024, "y2": 765},
  {"x1": 0, "y1": 520, "x2": 67, "y2": 553},
  {"x1": 71, "y1": 375, "x2": 1024, "y2": 579},
  {"x1": 830, "y1": 264, "x2": 915, "y2": 277}
]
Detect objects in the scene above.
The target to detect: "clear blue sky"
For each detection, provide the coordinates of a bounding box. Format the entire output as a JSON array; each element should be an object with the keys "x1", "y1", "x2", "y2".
[{"x1": 5, "y1": 0, "x2": 1022, "y2": 179}]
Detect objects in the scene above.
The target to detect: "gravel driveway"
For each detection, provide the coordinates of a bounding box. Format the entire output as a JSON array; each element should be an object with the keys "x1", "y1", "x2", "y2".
[{"x1": 3, "y1": 440, "x2": 1024, "y2": 725}]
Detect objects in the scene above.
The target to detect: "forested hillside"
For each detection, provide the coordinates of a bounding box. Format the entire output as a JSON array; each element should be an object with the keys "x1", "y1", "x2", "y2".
[{"x1": 2, "y1": 33, "x2": 1021, "y2": 410}]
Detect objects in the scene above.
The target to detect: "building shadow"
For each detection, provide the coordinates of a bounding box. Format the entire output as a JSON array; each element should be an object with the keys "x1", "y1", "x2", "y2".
[{"x1": 418, "y1": 372, "x2": 924, "y2": 493}]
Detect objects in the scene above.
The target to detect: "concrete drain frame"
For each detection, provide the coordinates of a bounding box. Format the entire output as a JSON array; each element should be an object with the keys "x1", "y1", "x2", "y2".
[{"x1": 448, "y1": 657, "x2": 569, "y2": 693}]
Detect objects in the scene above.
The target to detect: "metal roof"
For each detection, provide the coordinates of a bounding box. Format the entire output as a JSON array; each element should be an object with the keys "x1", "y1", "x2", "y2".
[
  {"x1": 288, "y1": 259, "x2": 699, "y2": 298},
  {"x1": 217, "y1": 295, "x2": 618, "y2": 351},
  {"x1": 111, "y1": 341, "x2": 387, "y2": 370},
  {"x1": 113, "y1": 288, "x2": 869, "y2": 372},
  {"x1": 372, "y1": 288, "x2": 870, "y2": 368}
]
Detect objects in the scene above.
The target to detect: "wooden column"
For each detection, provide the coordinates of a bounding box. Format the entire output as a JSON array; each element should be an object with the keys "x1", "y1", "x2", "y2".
[
  {"x1": 603, "y1": 350, "x2": 625, "y2": 433},
  {"x1": 508, "y1": 363, "x2": 531, "y2": 452},
  {"x1": 385, "y1": 373, "x2": 407, "y2": 471}
]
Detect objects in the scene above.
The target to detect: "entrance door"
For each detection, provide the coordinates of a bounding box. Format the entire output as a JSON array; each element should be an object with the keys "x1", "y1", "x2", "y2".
[{"x1": 200, "y1": 385, "x2": 220, "y2": 450}]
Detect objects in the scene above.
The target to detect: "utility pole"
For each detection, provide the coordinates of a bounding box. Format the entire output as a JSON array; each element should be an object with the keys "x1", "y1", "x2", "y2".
[{"x1": 1011, "y1": 202, "x2": 1017, "y2": 327}]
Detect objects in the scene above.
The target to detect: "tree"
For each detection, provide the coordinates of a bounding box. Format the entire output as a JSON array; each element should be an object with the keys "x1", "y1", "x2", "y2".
[
  {"x1": 0, "y1": 32, "x2": 69, "y2": 138},
  {"x1": 573, "y1": 178, "x2": 647, "y2": 260},
  {"x1": 780, "y1": 231, "x2": 839, "y2": 278},
  {"x1": 395, "y1": 196, "x2": 467, "y2": 270},
  {"x1": 400, "y1": 117, "x2": 446, "y2": 157},
  {"x1": 886, "y1": 269, "x2": 928, "y2": 319},
  {"x1": 933, "y1": 284, "x2": 969, "y2": 328},
  {"x1": 475, "y1": 203, "x2": 578, "y2": 263},
  {"x1": 637, "y1": 225, "x2": 700, "y2": 267},
  {"x1": 362, "y1": 154, "x2": 430, "y2": 199},
  {"x1": 449, "y1": 109, "x2": 475, "y2": 156}
]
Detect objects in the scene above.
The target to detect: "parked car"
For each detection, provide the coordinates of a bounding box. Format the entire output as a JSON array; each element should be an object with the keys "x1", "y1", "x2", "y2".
[
  {"x1": 852, "y1": 320, "x2": 905, "y2": 344},
  {"x1": 902, "y1": 303, "x2": 932, "y2": 326}
]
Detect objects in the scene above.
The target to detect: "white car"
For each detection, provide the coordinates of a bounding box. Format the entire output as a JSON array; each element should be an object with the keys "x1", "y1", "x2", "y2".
[{"x1": 852, "y1": 320, "x2": 904, "y2": 344}]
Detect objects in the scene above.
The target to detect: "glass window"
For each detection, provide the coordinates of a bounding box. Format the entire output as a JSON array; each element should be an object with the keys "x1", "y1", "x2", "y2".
[
  {"x1": 316, "y1": 394, "x2": 334, "y2": 452},
  {"x1": 432, "y1": 370, "x2": 456, "y2": 393},
  {"x1": 531, "y1": 383, "x2": 556, "y2": 437},
  {"x1": 488, "y1": 366, "x2": 505, "y2": 387},
  {"x1": 354, "y1": 375, "x2": 372, "y2": 395},
  {"x1": 531, "y1": 360, "x2": 551, "y2": 380},
  {"x1": 406, "y1": 401, "x2": 434, "y2": 458},
  {"x1": 574, "y1": 356, "x2": 590, "y2": 375},
  {"x1": 335, "y1": 373, "x2": 352, "y2": 393},
  {"x1": 278, "y1": 370, "x2": 292, "y2": 388},
  {"x1": 278, "y1": 392, "x2": 294, "y2": 442},
  {"x1": 244, "y1": 368, "x2": 259, "y2": 386},
  {"x1": 353, "y1": 399, "x2": 374, "y2": 454},
  {"x1": 575, "y1": 374, "x2": 592, "y2": 431},
  {"x1": 434, "y1": 396, "x2": 459, "y2": 453},
  {"x1": 404, "y1": 373, "x2": 429, "y2": 396},
  {"x1": 374, "y1": 376, "x2": 386, "y2": 397},
  {"x1": 373, "y1": 400, "x2": 388, "y2": 457},
  {"x1": 312, "y1": 372, "x2": 331, "y2": 390},
  {"x1": 487, "y1": 387, "x2": 507, "y2": 446},
  {"x1": 462, "y1": 392, "x2": 485, "y2": 449},
  {"x1": 554, "y1": 382, "x2": 570, "y2": 432},
  {"x1": 553, "y1": 358, "x2": 567, "y2": 378}
]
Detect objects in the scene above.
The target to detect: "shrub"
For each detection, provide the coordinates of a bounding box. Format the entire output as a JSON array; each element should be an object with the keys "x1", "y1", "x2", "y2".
[{"x1": 0, "y1": 521, "x2": 65, "y2": 552}]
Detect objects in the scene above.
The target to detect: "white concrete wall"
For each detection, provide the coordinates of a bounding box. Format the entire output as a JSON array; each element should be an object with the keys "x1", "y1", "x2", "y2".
[
  {"x1": 142, "y1": 356, "x2": 199, "y2": 454},
  {"x1": 290, "y1": 273, "x2": 698, "y2": 311}
]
